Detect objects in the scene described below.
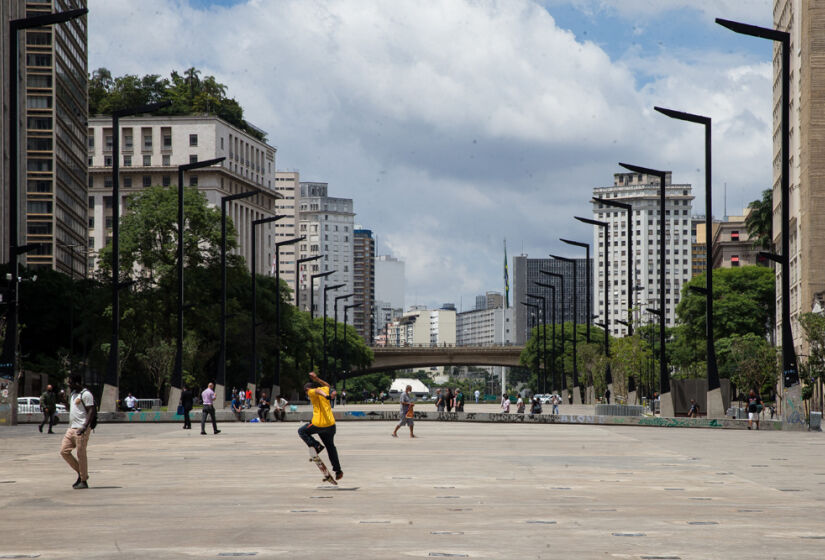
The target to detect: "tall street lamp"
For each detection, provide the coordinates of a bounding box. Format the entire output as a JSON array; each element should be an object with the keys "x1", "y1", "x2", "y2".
[
  {"x1": 323, "y1": 282, "x2": 345, "y2": 379},
  {"x1": 334, "y1": 292, "x2": 354, "y2": 376},
  {"x1": 343, "y1": 302, "x2": 362, "y2": 391},
  {"x1": 619, "y1": 162, "x2": 670, "y2": 415},
  {"x1": 296, "y1": 254, "x2": 322, "y2": 308},
  {"x1": 550, "y1": 254, "x2": 581, "y2": 402},
  {"x1": 646, "y1": 308, "x2": 664, "y2": 402},
  {"x1": 575, "y1": 216, "x2": 611, "y2": 371},
  {"x1": 535, "y1": 282, "x2": 557, "y2": 392},
  {"x1": 217, "y1": 190, "x2": 260, "y2": 408},
  {"x1": 590, "y1": 197, "x2": 634, "y2": 335},
  {"x1": 168, "y1": 157, "x2": 226, "y2": 414},
  {"x1": 520, "y1": 301, "x2": 540, "y2": 383},
  {"x1": 526, "y1": 292, "x2": 547, "y2": 394},
  {"x1": 716, "y1": 17, "x2": 797, "y2": 389},
  {"x1": 309, "y1": 270, "x2": 334, "y2": 320},
  {"x1": 274, "y1": 236, "x2": 304, "y2": 394},
  {"x1": 249, "y1": 216, "x2": 284, "y2": 401},
  {"x1": 539, "y1": 270, "x2": 566, "y2": 392},
  {"x1": 1, "y1": 7, "x2": 88, "y2": 424},
  {"x1": 654, "y1": 106, "x2": 722, "y2": 416},
  {"x1": 101, "y1": 100, "x2": 172, "y2": 413},
  {"x1": 560, "y1": 239, "x2": 592, "y2": 342}
]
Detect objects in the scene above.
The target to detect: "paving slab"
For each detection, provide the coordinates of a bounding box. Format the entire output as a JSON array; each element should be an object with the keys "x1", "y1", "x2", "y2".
[{"x1": 1, "y1": 420, "x2": 823, "y2": 559}]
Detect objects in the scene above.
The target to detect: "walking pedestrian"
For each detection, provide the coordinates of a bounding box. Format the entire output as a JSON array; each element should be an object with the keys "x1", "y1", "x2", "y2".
[
  {"x1": 500, "y1": 393, "x2": 510, "y2": 413},
  {"x1": 445, "y1": 388, "x2": 454, "y2": 413},
  {"x1": 516, "y1": 394, "x2": 525, "y2": 414},
  {"x1": 474, "y1": 389, "x2": 480, "y2": 404},
  {"x1": 435, "y1": 388, "x2": 445, "y2": 412},
  {"x1": 455, "y1": 388, "x2": 465, "y2": 412},
  {"x1": 392, "y1": 385, "x2": 416, "y2": 438},
  {"x1": 181, "y1": 386, "x2": 194, "y2": 429},
  {"x1": 747, "y1": 389, "x2": 763, "y2": 430},
  {"x1": 59, "y1": 374, "x2": 96, "y2": 489},
  {"x1": 298, "y1": 372, "x2": 343, "y2": 481},
  {"x1": 200, "y1": 382, "x2": 221, "y2": 435},
  {"x1": 39, "y1": 384, "x2": 57, "y2": 434}
]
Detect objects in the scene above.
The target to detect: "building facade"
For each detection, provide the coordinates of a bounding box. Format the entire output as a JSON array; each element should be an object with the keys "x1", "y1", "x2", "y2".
[
  {"x1": 512, "y1": 255, "x2": 591, "y2": 344},
  {"x1": 273, "y1": 170, "x2": 300, "y2": 298},
  {"x1": 352, "y1": 228, "x2": 375, "y2": 342},
  {"x1": 710, "y1": 211, "x2": 762, "y2": 269},
  {"x1": 16, "y1": 0, "x2": 88, "y2": 276},
  {"x1": 87, "y1": 115, "x2": 279, "y2": 275},
  {"x1": 296, "y1": 182, "x2": 354, "y2": 320},
  {"x1": 386, "y1": 306, "x2": 456, "y2": 347},
  {"x1": 375, "y1": 254, "x2": 405, "y2": 310},
  {"x1": 773, "y1": 0, "x2": 825, "y2": 357},
  {"x1": 456, "y1": 306, "x2": 515, "y2": 346},
  {"x1": 591, "y1": 171, "x2": 694, "y2": 335}
]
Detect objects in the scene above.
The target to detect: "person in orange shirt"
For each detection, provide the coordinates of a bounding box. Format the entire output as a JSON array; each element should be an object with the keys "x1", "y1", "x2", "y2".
[{"x1": 298, "y1": 372, "x2": 343, "y2": 480}]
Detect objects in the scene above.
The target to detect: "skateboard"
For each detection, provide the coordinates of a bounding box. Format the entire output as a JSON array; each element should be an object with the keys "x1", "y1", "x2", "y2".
[{"x1": 308, "y1": 447, "x2": 337, "y2": 485}]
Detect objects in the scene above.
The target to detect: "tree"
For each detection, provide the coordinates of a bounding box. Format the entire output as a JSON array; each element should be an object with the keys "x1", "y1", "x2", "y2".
[
  {"x1": 745, "y1": 189, "x2": 773, "y2": 250},
  {"x1": 610, "y1": 335, "x2": 652, "y2": 402},
  {"x1": 798, "y1": 312, "x2": 825, "y2": 414},
  {"x1": 726, "y1": 333, "x2": 778, "y2": 401}
]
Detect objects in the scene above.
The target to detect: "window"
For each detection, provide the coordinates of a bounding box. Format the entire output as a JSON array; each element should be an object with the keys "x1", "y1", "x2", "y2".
[
  {"x1": 123, "y1": 155, "x2": 131, "y2": 167},
  {"x1": 26, "y1": 53, "x2": 51, "y2": 66},
  {"x1": 162, "y1": 155, "x2": 170, "y2": 166},
  {"x1": 88, "y1": 134, "x2": 94, "y2": 148},
  {"x1": 88, "y1": 217, "x2": 95, "y2": 228},
  {"x1": 28, "y1": 180, "x2": 51, "y2": 192},
  {"x1": 220, "y1": 137, "x2": 224, "y2": 150},
  {"x1": 27, "y1": 74, "x2": 52, "y2": 88},
  {"x1": 189, "y1": 134, "x2": 198, "y2": 147},
  {"x1": 88, "y1": 237, "x2": 95, "y2": 249},
  {"x1": 88, "y1": 196, "x2": 94, "y2": 209},
  {"x1": 143, "y1": 134, "x2": 152, "y2": 149},
  {"x1": 104, "y1": 135, "x2": 113, "y2": 150},
  {"x1": 124, "y1": 134, "x2": 133, "y2": 150},
  {"x1": 123, "y1": 177, "x2": 132, "y2": 188},
  {"x1": 731, "y1": 230, "x2": 740, "y2": 241},
  {"x1": 104, "y1": 196, "x2": 113, "y2": 208},
  {"x1": 189, "y1": 176, "x2": 198, "y2": 187},
  {"x1": 189, "y1": 155, "x2": 198, "y2": 164},
  {"x1": 27, "y1": 222, "x2": 52, "y2": 235},
  {"x1": 142, "y1": 175, "x2": 151, "y2": 187},
  {"x1": 104, "y1": 156, "x2": 113, "y2": 167},
  {"x1": 162, "y1": 176, "x2": 171, "y2": 187},
  {"x1": 27, "y1": 159, "x2": 52, "y2": 171},
  {"x1": 26, "y1": 96, "x2": 51, "y2": 109},
  {"x1": 105, "y1": 216, "x2": 113, "y2": 229},
  {"x1": 163, "y1": 133, "x2": 172, "y2": 148},
  {"x1": 143, "y1": 155, "x2": 151, "y2": 166},
  {"x1": 27, "y1": 200, "x2": 52, "y2": 213},
  {"x1": 27, "y1": 117, "x2": 51, "y2": 130},
  {"x1": 731, "y1": 256, "x2": 740, "y2": 267}
]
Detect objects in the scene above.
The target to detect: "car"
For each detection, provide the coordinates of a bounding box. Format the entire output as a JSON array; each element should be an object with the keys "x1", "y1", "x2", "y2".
[
  {"x1": 17, "y1": 397, "x2": 67, "y2": 414},
  {"x1": 533, "y1": 394, "x2": 555, "y2": 405}
]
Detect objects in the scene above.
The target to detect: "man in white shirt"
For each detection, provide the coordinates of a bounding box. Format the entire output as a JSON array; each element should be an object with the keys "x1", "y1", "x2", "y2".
[
  {"x1": 59, "y1": 374, "x2": 96, "y2": 489},
  {"x1": 273, "y1": 394, "x2": 288, "y2": 422},
  {"x1": 124, "y1": 393, "x2": 138, "y2": 411}
]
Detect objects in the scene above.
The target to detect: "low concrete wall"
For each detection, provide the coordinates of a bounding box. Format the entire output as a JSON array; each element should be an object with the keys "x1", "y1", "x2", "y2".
[
  {"x1": 594, "y1": 404, "x2": 643, "y2": 417},
  {"x1": 14, "y1": 409, "x2": 799, "y2": 430}
]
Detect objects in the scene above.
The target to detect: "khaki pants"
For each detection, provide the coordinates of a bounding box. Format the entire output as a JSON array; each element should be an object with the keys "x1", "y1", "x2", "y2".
[{"x1": 60, "y1": 427, "x2": 90, "y2": 481}]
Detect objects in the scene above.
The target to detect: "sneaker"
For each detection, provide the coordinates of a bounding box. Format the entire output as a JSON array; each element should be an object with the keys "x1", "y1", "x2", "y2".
[
  {"x1": 315, "y1": 444, "x2": 324, "y2": 454},
  {"x1": 214, "y1": 430, "x2": 221, "y2": 434},
  {"x1": 72, "y1": 480, "x2": 88, "y2": 489},
  {"x1": 39, "y1": 424, "x2": 43, "y2": 433},
  {"x1": 335, "y1": 471, "x2": 344, "y2": 480},
  {"x1": 201, "y1": 431, "x2": 207, "y2": 435}
]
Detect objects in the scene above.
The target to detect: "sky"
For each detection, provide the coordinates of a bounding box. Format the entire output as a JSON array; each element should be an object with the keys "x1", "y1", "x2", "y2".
[{"x1": 88, "y1": 0, "x2": 775, "y2": 311}]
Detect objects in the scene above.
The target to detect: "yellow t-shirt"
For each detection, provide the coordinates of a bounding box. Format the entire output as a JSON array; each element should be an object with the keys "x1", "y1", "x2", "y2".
[{"x1": 308, "y1": 387, "x2": 335, "y2": 428}]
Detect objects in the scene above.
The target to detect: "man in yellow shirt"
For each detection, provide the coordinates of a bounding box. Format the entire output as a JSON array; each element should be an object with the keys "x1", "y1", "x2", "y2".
[{"x1": 298, "y1": 372, "x2": 343, "y2": 480}]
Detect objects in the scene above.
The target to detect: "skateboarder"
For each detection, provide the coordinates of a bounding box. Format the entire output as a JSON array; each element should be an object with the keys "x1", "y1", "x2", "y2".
[{"x1": 298, "y1": 372, "x2": 343, "y2": 481}]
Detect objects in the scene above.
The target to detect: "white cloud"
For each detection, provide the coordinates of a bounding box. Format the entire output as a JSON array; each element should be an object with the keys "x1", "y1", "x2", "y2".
[{"x1": 89, "y1": 0, "x2": 774, "y2": 310}]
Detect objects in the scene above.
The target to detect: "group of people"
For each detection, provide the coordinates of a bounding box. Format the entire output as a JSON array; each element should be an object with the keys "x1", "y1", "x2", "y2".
[{"x1": 433, "y1": 387, "x2": 465, "y2": 412}]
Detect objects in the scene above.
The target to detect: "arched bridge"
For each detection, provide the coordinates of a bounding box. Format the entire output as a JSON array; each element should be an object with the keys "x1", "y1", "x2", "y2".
[{"x1": 353, "y1": 345, "x2": 525, "y2": 375}]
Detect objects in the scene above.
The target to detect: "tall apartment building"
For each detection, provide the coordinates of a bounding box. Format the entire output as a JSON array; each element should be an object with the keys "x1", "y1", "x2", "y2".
[
  {"x1": 375, "y1": 254, "x2": 405, "y2": 309},
  {"x1": 456, "y1": 306, "x2": 515, "y2": 346},
  {"x1": 296, "y1": 182, "x2": 354, "y2": 320},
  {"x1": 87, "y1": 115, "x2": 279, "y2": 275},
  {"x1": 591, "y1": 172, "x2": 694, "y2": 335},
  {"x1": 2, "y1": 0, "x2": 89, "y2": 276},
  {"x1": 274, "y1": 170, "x2": 299, "y2": 297},
  {"x1": 512, "y1": 255, "x2": 591, "y2": 344},
  {"x1": 475, "y1": 291, "x2": 504, "y2": 311},
  {"x1": 772, "y1": 0, "x2": 825, "y2": 356},
  {"x1": 691, "y1": 217, "x2": 708, "y2": 278},
  {"x1": 386, "y1": 306, "x2": 456, "y2": 347},
  {"x1": 352, "y1": 228, "x2": 375, "y2": 342}
]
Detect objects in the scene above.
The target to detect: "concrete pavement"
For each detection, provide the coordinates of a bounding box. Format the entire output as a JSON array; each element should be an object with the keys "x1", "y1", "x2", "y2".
[{"x1": 1, "y1": 419, "x2": 823, "y2": 559}]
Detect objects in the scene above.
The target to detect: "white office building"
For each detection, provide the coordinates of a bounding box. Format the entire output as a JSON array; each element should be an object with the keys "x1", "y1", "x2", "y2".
[
  {"x1": 591, "y1": 171, "x2": 694, "y2": 334},
  {"x1": 87, "y1": 115, "x2": 279, "y2": 275},
  {"x1": 456, "y1": 307, "x2": 515, "y2": 346},
  {"x1": 375, "y1": 254, "x2": 405, "y2": 310},
  {"x1": 273, "y1": 170, "x2": 300, "y2": 298}
]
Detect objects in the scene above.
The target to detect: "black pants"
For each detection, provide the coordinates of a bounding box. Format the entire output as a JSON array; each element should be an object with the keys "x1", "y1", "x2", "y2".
[
  {"x1": 40, "y1": 409, "x2": 56, "y2": 432},
  {"x1": 258, "y1": 407, "x2": 269, "y2": 422},
  {"x1": 298, "y1": 423, "x2": 341, "y2": 473},
  {"x1": 183, "y1": 407, "x2": 192, "y2": 428},
  {"x1": 201, "y1": 405, "x2": 218, "y2": 433}
]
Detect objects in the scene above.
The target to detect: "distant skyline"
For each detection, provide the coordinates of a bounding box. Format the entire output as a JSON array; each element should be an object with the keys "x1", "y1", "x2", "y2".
[{"x1": 89, "y1": 0, "x2": 774, "y2": 311}]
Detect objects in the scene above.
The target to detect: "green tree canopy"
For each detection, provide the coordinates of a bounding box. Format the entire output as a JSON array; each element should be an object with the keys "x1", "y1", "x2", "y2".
[{"x1": 745, "y1": 189, "x2": 773, "y2": 250}]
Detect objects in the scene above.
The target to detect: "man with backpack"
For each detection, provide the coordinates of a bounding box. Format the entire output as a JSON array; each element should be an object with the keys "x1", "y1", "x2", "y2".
[{"x1": 59, "y1": 374, "x2": 96, "y2": 489}]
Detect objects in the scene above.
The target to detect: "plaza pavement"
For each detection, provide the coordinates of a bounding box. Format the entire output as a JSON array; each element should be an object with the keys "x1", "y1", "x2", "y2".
[{"x1": 1, "y1": 413, "x2": 823, "y2": 559}]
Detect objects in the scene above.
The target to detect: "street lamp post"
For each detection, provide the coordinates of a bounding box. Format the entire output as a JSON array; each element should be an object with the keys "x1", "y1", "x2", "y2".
[
  {"x1": 1, "y1": 7, "x2": 88, "y2": 425},
  {"x1": 589, "y1": 197, "x2": 634, "y2": 335},
  {"x1": 334, "y1": 293, "x2": 354, "y2": 378},
  {"x1": 217, "y1": 190, "x2": 260, "y2": 408},
  {"x1": 560, "y1": 239, "x2": 591, "y2": 342},
  {"x1": 520, "y1": 301, "x2": 540, "y2": 386},
  {"x1": 273, "y1": 236, "x2": 304, "y2": 395},
  {"x1": 296, "y1": 254, "x2": 322, "y2": 308},
  {"x1": 716, "y1": 17, "x2": 798, "y2": 391},
  {"x1": 654, "y1": 105, "x2": 723, "y2": 417},
  {"x1": 575, "y1": 216, "x2": 611, "y2": 382},
  {"x1": 309, "y1": 270, "x2": 334, "y2": 320},
  {"x1": 535, "y1": 282, "x2": 557, "y2": 392},
  {"x1": 539, "y1": 270, "x2": 566, "y2": 392},
  {"x1": 526, "y1": 292, "x2": 547, "y2": 394},
  {"x1": 550, "y1": 254, "x2": 581, "y2": 403},
  {"x1": 619, "y1": 162, "x2": 671, "y2": 416},
  {"x1": 168, "y1": 156, "x2": 226, "y2": 414},
  {"x1": 101, "y1": 100, "x2": 172, "y2": 413},
  {"x1": 646, "y1": 308, "x2": 663, "y2": 403},
  {"x1": 343, "y1": 302, "x2": 362, "y2": 391},
  {"x1": 323, "y1": 282, "x2": 345, "y2": 379}
]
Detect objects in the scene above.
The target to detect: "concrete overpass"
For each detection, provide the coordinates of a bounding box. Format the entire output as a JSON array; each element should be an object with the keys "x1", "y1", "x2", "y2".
[{"x1": 353, "y1": 345, "x2": 524, "y2": 375}]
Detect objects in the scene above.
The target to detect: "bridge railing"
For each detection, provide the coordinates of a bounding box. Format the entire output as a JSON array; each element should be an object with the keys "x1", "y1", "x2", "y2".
[{"x1": 371, "y1": 342, "x2": 520, "y2": 349}]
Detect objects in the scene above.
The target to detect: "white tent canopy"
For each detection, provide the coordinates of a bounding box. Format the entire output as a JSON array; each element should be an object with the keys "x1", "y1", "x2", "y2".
[{"x1": 388, "y1": 378, "x2": 430, "y2": 397}]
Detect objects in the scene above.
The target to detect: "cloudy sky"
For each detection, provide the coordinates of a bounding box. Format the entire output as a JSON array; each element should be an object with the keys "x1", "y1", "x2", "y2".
[{"x1": 88, "y1": 0, "x2": 775, "y2": 311}]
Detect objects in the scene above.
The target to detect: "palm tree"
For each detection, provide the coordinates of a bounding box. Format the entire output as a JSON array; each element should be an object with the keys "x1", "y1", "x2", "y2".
[{"x1": 746, "y1": 189, "x2": 773, "y2": 250}]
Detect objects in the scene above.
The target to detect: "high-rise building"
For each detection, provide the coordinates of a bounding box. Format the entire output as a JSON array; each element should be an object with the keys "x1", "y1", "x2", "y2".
[
  {"x1": 475, "y1": 291, "x2": 504, "y2": 311},
  {"x1": 87, "y1": 115, "x2": 279, "y2": 275},
  {"x1": 375, "y1": 254, "x2": 405, "y2": 310},
  {"x1": 772, "y1": 0, "x2": 825, "y2": 357},
  {"x1": 386, "y1": 306, "x2": 455, "y2": 347},
  {"x1": 691, "y1": 216, "x2": 708, "y2": 278},
  {"x1": 296, "y1": 182, "x2": 354, "y2": 319},
  {"x1": 353, "y1": 228, "x2": 375, "y2": 342},
  {"x1": 274, "y1": 170, "x2": 300, "y2": 296},
  {"x1": 512, "y1": 255, "x2": 591, "y2": 344},
  {"x1": 591, "y1": 171, "x2": 694, "y2": 335},
  {"x1": 19, "y1": 0, "x2": 88, "y2": 276},
  {"x1": 710, "y1": 211, "x2": 763, "y2": 269},
  {"x1": 456, "y1": 306, "x2": 515, "y2": 346}
]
